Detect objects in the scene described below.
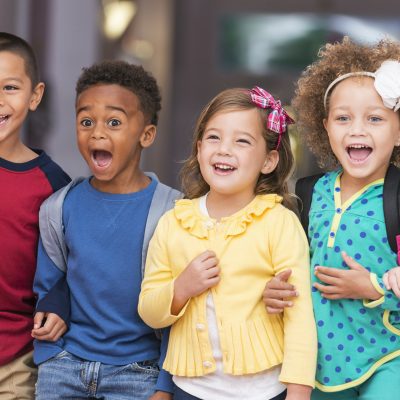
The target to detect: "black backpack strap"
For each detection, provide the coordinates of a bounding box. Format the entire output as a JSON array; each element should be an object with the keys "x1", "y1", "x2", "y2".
[
  {"x1": 383, "y1": 164, "x2": 400, "y2": 256},
  {"x1": 295, "y1": 173, "x2": 324, "y2": 235}
]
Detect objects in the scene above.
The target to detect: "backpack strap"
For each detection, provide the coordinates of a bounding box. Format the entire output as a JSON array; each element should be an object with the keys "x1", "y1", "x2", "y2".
[
  {"x1": 39, "y1": 177, "x2": 85, "y2": 273},
  {"x1": 383, "y1": 164, "x2": 400, "y2": 261},
  {"x1": 142, "y1": 173, "x2": 182, "y2": 277},
  {"x1": 295, "y1": 173, "x2": 324, "y2": 236}
]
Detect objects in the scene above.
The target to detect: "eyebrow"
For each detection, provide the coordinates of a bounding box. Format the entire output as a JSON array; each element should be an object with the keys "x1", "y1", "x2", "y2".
[
  {"x1": 205, "y1": 127, "x2": 256, "y2": 139},
  {"x1": 76, "y1": 105, "x2": 128, "y2": 115}
]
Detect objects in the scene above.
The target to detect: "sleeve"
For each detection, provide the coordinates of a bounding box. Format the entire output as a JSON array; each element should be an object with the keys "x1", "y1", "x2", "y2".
[
  {"x1": 34, "y1": 238, "x2": 70, "y2": 324},
  {"x1": 154, "y1": 328, "x2": 174, "y2": 394},
  {"x1": 268, "y1": 207, "x2": 317, "y2": 388},
  {"x1": 138, "y1": 214, "x2": 190, "y2": 329},
  {"x1": 363, "y1": 273, "x2": 400, "y2": 311}
]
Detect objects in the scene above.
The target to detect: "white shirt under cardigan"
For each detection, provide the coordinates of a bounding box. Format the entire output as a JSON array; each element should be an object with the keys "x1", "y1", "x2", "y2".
[{"x1": 173, "y1": 194, "x2": 286, "y2": 400}]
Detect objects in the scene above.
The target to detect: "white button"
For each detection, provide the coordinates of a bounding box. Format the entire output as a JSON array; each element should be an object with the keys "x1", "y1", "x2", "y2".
[
  {"x1": 204, "y1": 221, "x2": 214, "y2": 229},
  {"x1": 203, "y1": 361, "x2": 212, "y2": 368},
  {"x1": 196, "y1": 323, "x2": 205, "y2": 331}
]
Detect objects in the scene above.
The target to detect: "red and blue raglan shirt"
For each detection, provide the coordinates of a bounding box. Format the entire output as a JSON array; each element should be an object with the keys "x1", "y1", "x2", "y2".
[{"x1": 0, "y1": 149, "x2": 70, "y2": 366}]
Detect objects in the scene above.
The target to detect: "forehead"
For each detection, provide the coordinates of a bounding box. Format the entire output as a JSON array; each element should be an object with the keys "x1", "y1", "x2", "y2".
[
  {"x1": 76, "y1": 83, "x2": 140, "y2": 112},
  {"x1": 330, "y1": 77, "x2": 381, "y2": 104},
  {"x1": 0, "y1": 50, "x2": 28, "y2": 76}
]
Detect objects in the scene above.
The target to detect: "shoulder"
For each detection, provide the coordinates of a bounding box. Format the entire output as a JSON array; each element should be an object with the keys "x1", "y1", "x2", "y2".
[{"x1": 39, "y1": 151, "x2": 71, "y2": 192}]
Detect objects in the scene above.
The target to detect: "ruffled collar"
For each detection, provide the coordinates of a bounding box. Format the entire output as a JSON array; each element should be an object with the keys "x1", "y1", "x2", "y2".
[{"x1": 174, "y1": 194, "x2": 282, "y2": 239}]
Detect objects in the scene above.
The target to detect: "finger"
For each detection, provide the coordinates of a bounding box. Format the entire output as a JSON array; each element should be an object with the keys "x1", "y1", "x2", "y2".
[
  {"x1": 206, "y1": 275, "x2": 220, "y2": 288},
  {"x1": 314, "y1": 266, "x2": 343, "y2": 278},
  {"x1": 383, "y1": 273, "x2": 391, "y2": 290},
  {"x1": 199, "y1": 250, "x2": 216, "y2": 261},
  {"x1": 203, "y1": 257, "x2": 219, "y2": 269},
  {"x1": 341, "y1": 251, "x2": 363, "y2": 271},
  {"x1": 313, "y1": 282, "x2": 340, "y2": 295},
  {"x1": 263, "y1": 298, "x2": 293, "y2": 309},
  {"x1": 263, "y1": 288, "x2": 297, "y2": 300},
  {"x1": 205, "y1": 265, "x2": 220, "y2": 278},
  {"x1": 275, "y1": 269, "x2": 292, "y2": 282},
  {"x1": 314, "y1": 269, "x2": 341, "y2": 286},
  {"x1": 33, "y1": 312, "x2": 45, "y2": 330},
  {"x1": 389, "y1": 271, "x2": 400, "y2": 298},
  {"x1": 266, "y1": 278, "x2": 295, "y2": 291}
]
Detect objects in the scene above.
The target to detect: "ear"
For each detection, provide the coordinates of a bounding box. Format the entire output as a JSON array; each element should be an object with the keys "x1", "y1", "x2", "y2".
[
  {"x1": 140, "y1": 125, "x2": 157, "y2": 148},
  {"x1": 323, "y1": 118, "x2": 328, "y2": 131},
  {"x1": 196, "y1": 140, "x2": 202, "y2": 162},
  {"x1": 261, "y1": 149, "x2": 279, "y2": 174},
  {"x1": 395, "y1": 123, "x2": 400, "y2": 147},
  {"x1": 29, "y1": 82, "x2": 45, "y2": 111}
]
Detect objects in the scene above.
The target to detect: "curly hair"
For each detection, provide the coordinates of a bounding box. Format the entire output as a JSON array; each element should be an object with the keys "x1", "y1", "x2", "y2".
[
  {"x1": 292, "y1": 37, "x2": 400, "y2": 170},
  {"x1": 180, "y1": 88, "x2": 296, "y2": 210},
  {"x1": 76, "y1": 60, "x2": 161, "y2": 125},
  {"x1": 0, "y1": 32, "x2": 39, "y2": 87}
]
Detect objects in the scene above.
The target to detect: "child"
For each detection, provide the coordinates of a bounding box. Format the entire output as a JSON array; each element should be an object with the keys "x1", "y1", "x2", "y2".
[
  {"x1": 263, "y1": 38, "x2": 400, "y2": 399},
  {"x1": 138, "y1": 87, "x2": 317, "y2": 400},
  {"x1": 0, "y1": 32, "x2": 70, "y2": 399},
  {"x1": 32, "y1": 61, "x2": 179, "y2": 400}
]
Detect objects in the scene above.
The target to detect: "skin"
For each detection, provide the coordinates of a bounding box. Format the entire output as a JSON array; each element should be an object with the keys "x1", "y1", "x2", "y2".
[
  {"x1": 0, "y1": 51, "x2": 44, "y2": 162},
  {"x1": 263, "y1": 77, "x2": 400, "y2": 312},
  {"x1": 173, "y1": 108, "x2": 311, "y2": 400}
]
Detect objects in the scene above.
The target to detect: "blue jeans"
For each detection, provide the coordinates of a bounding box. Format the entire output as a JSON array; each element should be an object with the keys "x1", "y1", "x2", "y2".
[
  {"x1": 174, "y1": 385, "x2": 287, "y2": 400},
  {"x1": 36, "y1": 350, "x2": 159, "y2": 399}
]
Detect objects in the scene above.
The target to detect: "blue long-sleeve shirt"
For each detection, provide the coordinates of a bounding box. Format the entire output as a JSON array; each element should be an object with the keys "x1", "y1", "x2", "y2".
[{"x1": 34, "y1": 177, "x2": 173, "y2": 392}]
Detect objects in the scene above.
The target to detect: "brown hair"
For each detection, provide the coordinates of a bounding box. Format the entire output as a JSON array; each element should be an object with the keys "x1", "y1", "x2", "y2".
[
  {"x1": 293, "y1": 36, "x2": 400, "y2": 170},
  {"x1": 180, "y1": 88, "x2": 296, "y2": 210}
]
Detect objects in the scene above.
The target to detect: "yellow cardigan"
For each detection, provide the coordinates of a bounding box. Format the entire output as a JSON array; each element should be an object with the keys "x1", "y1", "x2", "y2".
[{"x1": 138, "y1": 194, "x2": 317, "y2": 387}]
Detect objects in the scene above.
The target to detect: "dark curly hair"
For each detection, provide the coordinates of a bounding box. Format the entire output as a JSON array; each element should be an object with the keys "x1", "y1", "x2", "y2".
[
  {"x1": 180, "y1": 88, "x2": 296, "y2": 211},
  {"x1": 292, "y1": 37, "x2": 400, "y2": 170},
  {"x1": 0, "y1": 32, "x2": 40, "y2": 87},
  {"x1": 76, "y1": 60, "x2": 161, "y2": 125}
]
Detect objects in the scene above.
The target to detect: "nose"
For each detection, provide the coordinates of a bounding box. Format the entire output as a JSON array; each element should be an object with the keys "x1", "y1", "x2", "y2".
[
  {"x1": 217, "y1": 138, "x2": 232, "y2": 155},
  {"x1": 349, "y1": 118, "x2": 366, "y2": 136},
  {"x1": 91, "y1": 125, "x2": 107, "y2": 140}
]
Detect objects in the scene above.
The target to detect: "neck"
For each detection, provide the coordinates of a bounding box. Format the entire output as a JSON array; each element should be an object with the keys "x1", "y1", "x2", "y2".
[
  {"x1": 91, "y1": 170, "x2": 151, "y2": 194},
  {"x1": 206, "y1": 191, "x2": 256, "y2": 220},
  {"x1": 0, "y1": 139, "x2": 38, "y2": 163}
]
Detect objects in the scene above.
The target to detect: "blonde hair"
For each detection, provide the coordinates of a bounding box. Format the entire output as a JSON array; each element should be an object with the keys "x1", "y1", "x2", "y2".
[
  {"x1": 292, "y1": 36, "x2": 400, "y2": 170},
  {"x1": 180, "y1": 88, "x2": 296, "y2": 211}
]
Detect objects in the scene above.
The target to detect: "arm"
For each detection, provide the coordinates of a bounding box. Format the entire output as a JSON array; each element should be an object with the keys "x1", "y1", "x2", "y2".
[
  {"x1": 314, "y1": 252, "x2": 400, "y2": 310},
  {"x1": 383, "y1": 267, "x2": 400, "y2": 298},
  {"x1": 285, "y1": 383, "x2": 312, "y2": 400},
  {"x1": 269, "y1": 208, "x2": 317, "y2": 389},
  {"x1": 32, "y1": 238, "x2": 69, "y2": 341},
  {"x1": 139, "y1": 215, "x2": 219, "y2": 328}
]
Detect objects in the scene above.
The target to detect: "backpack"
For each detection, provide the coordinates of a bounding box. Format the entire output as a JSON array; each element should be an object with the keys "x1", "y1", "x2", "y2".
[{"x1": 295, "y1": 164, "x2": 400, "y2": 263}]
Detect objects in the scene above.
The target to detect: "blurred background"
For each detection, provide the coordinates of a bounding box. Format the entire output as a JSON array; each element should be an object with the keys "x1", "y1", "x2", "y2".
[{"x1": 2, "y1": 0, "x2": 400, "y2": 188}]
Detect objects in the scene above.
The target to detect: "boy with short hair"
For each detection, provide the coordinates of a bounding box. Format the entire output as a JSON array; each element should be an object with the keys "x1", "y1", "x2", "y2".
[
  {"x1": 0, "y1": 32, "x2": 70, "y2": 399},
  {"x1": 33, "y1": 60, "x2": 179, "y2": 399}
]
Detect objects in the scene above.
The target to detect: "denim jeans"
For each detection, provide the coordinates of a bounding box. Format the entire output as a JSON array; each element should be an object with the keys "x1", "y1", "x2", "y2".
[
  {"x1": 36, "y1": 350, "x2": 159, "y2": 399},
  {"x1": 174, "y1": 385, "x2": 287, "y2": 400}
]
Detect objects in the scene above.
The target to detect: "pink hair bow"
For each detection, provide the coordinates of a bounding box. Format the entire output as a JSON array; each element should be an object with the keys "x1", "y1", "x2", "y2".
[{"x1": 250, "y1": 86, "x2": 294, "y2": 149}]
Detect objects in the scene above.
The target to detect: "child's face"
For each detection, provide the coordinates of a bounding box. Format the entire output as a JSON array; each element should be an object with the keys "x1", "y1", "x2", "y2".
[
  {"x1": 76, "y1": 84, "x2": 156, "y2": 193},
  {"x1": 197, "y1": 108, "x2": 278, "y2": 202},
  {"x1": 0, "y1": 51, "x2": 44, "y2": 150},
  {"x1": 324, "y1": 77, "x2": 400, "y2": 185}
]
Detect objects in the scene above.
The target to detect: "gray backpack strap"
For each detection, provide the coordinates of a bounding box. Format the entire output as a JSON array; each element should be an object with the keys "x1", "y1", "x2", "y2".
[
  {"x1": 142, "y1": 174, "x2": 182, "y2": 277},
  {"x1": 39, "y1": 177, "x2": 85, "y2": 273}
]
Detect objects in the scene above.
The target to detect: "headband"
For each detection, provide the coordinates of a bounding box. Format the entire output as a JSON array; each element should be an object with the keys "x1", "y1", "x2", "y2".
[
  {"x1": 250, "y1": 86, "x2": 295, "y2": 150},
  {"x1": 323, "y1": 60, "x2": 400, "y2": 112}
]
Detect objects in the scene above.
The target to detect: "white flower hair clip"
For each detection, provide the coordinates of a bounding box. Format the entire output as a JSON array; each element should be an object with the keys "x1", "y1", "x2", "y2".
[
  {"x1": 323, "y1": 59, "x2": 400, "y2": 112},
  {"x1": 374, "y1": 60, "x2": 400, "y2": 112}
]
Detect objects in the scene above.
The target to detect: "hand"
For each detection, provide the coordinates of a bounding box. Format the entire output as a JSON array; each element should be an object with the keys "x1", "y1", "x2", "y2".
[
  {"x1": 262, "y1": 269, "x2": 298, "y2": 314},
  {"x1": 383, "y1": 267, "x2": 400, "y2": 298},
  {"x1": 172, "y1": 250, "x2": 220, "y2": 315},
  {"x1": 31, "y1": 312, "x2": 67, "y2": 341},
  {"x1": 314, "y1": 251, "x2": 381, "y2": 300},
  {"x1": 148, "y1": 391, "x2": 173, "y2": 400},
  {"x1": 285, "y1": 383, "x2": 312, "y2": 400}
]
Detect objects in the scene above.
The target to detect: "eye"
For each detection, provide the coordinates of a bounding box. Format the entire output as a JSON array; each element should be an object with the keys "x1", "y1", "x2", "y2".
[
  {"x1": 80, "y1": 118, "x2": 93, "y2": 127},
  {"x1": 369, "y1": 116, "x2": 383, "y2": 123},
  {"x1": 237, "y1": 138, "x2": 251, "y2": 145},
  {"x1": 204, "y1": 134, "x2": 220, "y2": 141},
  {"x1": 108, "y1": 118, "x2": 121, "y2": 127},
  {"x1": 335, "y1": 115, "x2": 349, "y2": 122},
  {"x1": 4, "y1": 85, "x2": 18, "y2": 91}
]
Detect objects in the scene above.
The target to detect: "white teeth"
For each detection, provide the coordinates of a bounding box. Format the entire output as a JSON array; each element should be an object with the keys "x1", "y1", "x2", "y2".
[
  {"x1": 348, "y1": 144, "x2": 370, "y2": 149},
  {"x1": 214, "y1": 163, "x2": 234, "y2": 170}
]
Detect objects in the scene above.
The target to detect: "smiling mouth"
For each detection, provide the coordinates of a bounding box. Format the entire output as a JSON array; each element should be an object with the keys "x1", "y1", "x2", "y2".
[
  {"x1": 0, "y1": 115, "x2": 10, "y2": 125},
  {"x1": 213, "y1": 163, "x2": 236, "y2": 172},
  {"x1": 346, "y1": 144, "x2": 372, "y2": 162},
  {"x1": 91, "y1": 150, "x2": 113, "y2": 168}
]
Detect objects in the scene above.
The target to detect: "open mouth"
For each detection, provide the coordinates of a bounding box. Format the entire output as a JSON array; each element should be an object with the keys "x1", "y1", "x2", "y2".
[
  {"x1": 91, "y1": 150, "x2": 113, "y2": 168},
  {"x1": 346, "y1": 144, "x2": 372, "y2": 163},
  {"x1": 213, "y1": 163, "x2": 236, "y2": 173},
  {"x1": 0, "y1": 115, "x2": 10, "y2": 126}
]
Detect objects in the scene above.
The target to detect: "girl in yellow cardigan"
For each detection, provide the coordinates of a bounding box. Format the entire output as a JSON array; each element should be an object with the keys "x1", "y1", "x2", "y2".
[{"x1": 139, "y1": 87, "x2": 317, "y2": 400}]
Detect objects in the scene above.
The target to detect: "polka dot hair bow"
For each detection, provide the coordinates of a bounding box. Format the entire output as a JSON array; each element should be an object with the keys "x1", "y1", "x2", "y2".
[{"x1": 250, "y1": 86, "x2": 294, "y2": 149}]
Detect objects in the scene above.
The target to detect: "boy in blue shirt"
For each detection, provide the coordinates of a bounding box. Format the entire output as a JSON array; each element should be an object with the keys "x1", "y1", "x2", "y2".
[{"x1": 33, "y1": 60, "x2": 179, "y2": 400}]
